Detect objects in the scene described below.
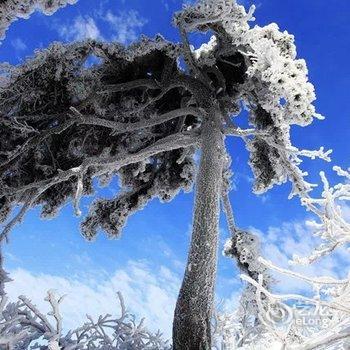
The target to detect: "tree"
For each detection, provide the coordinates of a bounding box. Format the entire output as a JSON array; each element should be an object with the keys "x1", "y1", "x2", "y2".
[{"x1": 0, "y1": 0, "x2": 332, "y2": 348}]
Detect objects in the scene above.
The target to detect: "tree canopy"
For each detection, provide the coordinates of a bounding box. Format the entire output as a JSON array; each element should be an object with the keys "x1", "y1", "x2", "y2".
[{"x1": 0, "y1": 0, "x2": 330, "y2": 243}]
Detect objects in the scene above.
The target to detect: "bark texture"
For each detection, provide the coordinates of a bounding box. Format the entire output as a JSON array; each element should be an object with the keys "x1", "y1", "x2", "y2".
[{"x1": 173, "y1": 110, "x2": 225, "y2": 349}]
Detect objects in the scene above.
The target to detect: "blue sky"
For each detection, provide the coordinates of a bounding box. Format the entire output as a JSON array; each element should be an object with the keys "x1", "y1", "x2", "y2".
[{"x1": 1, "y1": 0, "x2": 350, "y2": 339}]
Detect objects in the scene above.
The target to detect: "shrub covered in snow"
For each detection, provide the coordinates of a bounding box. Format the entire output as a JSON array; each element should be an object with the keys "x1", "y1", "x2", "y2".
[{"x1": 0, "y1": 277, "x2": 171, "y2": 349}]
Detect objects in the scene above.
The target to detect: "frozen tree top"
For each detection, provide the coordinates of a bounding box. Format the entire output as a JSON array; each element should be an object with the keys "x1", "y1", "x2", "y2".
[
  {"x1": 0, "y1": 0, "x2": 330, "y2": 241},
  {"x1": 0, "y1": 0, "x2": 77, "y2": 40}
]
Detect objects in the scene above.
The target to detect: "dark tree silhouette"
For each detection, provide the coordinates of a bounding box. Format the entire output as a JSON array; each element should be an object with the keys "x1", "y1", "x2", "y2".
[{"x1": 0, "y1": 0, "x2": 331, "y2": 348}]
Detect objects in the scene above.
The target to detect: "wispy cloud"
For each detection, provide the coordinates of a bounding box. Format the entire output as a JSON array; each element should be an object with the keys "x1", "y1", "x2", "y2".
[
  {"x1": 104, "y1": 10, "x2": 147, "y2": 44},
  {"x1": 6, "y1": 260, "x2": 180, "y2": 339},
  {"x1": 54, "y1": 9, "x2": 146, "y2": 45},
  {"x1": 11, "y1": 37, "x2": 27, "y2": 51},
  {"x1": 58, "y1": 16, "x2": 101, "y2": 41}
]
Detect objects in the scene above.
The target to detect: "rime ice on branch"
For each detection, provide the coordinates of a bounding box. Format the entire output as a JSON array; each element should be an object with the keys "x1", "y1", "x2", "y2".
[
  {"x1": 0, "y1": 37, "x2": 200, "y2": 241},
  {"x1": 238, "y1": 255, "x2": 350, "y2": 350},
  {"x1": 0, "y1": 289, "x2": 171, "y2": 349},
  {"x1": 0, "y1": 0, "x2": 330, "y2": 243},
  {"x1": 0, "y1": 0, "x2": 77, "y2": 40},
  {"x1": 224, "y1": 168, "x2": 350, "y2": 349},
  {"x1": 293, "y1": 166, "x2": 350, "y2": 265}
]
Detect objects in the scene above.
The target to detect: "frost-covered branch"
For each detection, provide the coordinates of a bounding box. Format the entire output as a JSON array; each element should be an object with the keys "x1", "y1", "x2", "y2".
[
  {"x1": 0, "y1": 0, "x2": 77, "y2": 40},
  {"x1": 69, "y1": 106, "x2": 203, "y2": 135},
  {"x1": 0, "y1": 289, "x2": 171, "y2": 349},
  {"x1": 0, "y1": 129, "x2": 199, "y2": 241},
  {"x1": 292, "y1": 166, "x2": 350, "y2": 265},
  {"x1": 0, "y1": 247, "x2": 169, "y2": 350},
  {"x1": 221, "y1": 178, "x2": 274, "y2": 347},
  {"x1": 239, "y1": 254, "x2": 350, "y2": 350},
  {"x1": 217, "y1": 163, "x2": 350, "y2": 349}
]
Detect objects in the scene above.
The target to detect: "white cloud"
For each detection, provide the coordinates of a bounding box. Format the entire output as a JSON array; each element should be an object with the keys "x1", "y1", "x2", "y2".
[
  {"x1": 6, "y1": 260, "x2": 180, "y2": 339},
  {"x1": 11, "y1": 37, "x2": 27, "y2": 51},
  {"x1": 259, "y1": 194, "x2": 269, "y2": 203},
  {"x1": 59, "y1": 16, "x2": 101, "y2": 41},
  {"x1": 182, "y1": 0, "x2": 196, "y2": 5},
  {"x1": 54, "y1": 9, "x2": 146, "y2": 45},
  {"x1": 341, "y1": 203, "x2": 350, "y2": 222},
  {"x1": 104, "y1": 10, "x2": 147, "y2": 44},
  {"x1": 221, "y1": 290, "x2": 243, "y2": 312}
]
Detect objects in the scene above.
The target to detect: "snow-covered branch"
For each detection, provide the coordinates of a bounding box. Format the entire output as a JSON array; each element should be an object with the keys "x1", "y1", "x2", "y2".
[
  {"x1": 217, "y1": 164, "x2": 350, "y2": 350},
  {"x1": 0, "y1": 289, "x2": 171, "y2": 350},
  {"x1": 292, "y1": 166, "x2": 350, "y2": 265},
  {"x1": 0, "y1": 0, "x2": 77, "y2": 40}
]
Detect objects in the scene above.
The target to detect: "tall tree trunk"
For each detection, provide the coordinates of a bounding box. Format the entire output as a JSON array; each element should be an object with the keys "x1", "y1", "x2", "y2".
[{"x1": 173, "y1": 111, "x2": 225, "y2": 350}]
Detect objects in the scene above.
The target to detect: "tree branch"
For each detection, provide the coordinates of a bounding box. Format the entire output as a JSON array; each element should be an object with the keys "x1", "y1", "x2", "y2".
[
  {"x1": 0, "y1": 119, "x2": 75, "y2": 170},
  {"x1": 221, "y1": 193, "x2": 237, "y2": 236},
  {"x1": 100, "y1": 79, "x2": 160, "y2": 93},
  {"x1": 69, "y1": 106, "x2": 203, "y2": 134},
  {"x1": 0, "y1": 130, "x2": 200, "y2": 198}
]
